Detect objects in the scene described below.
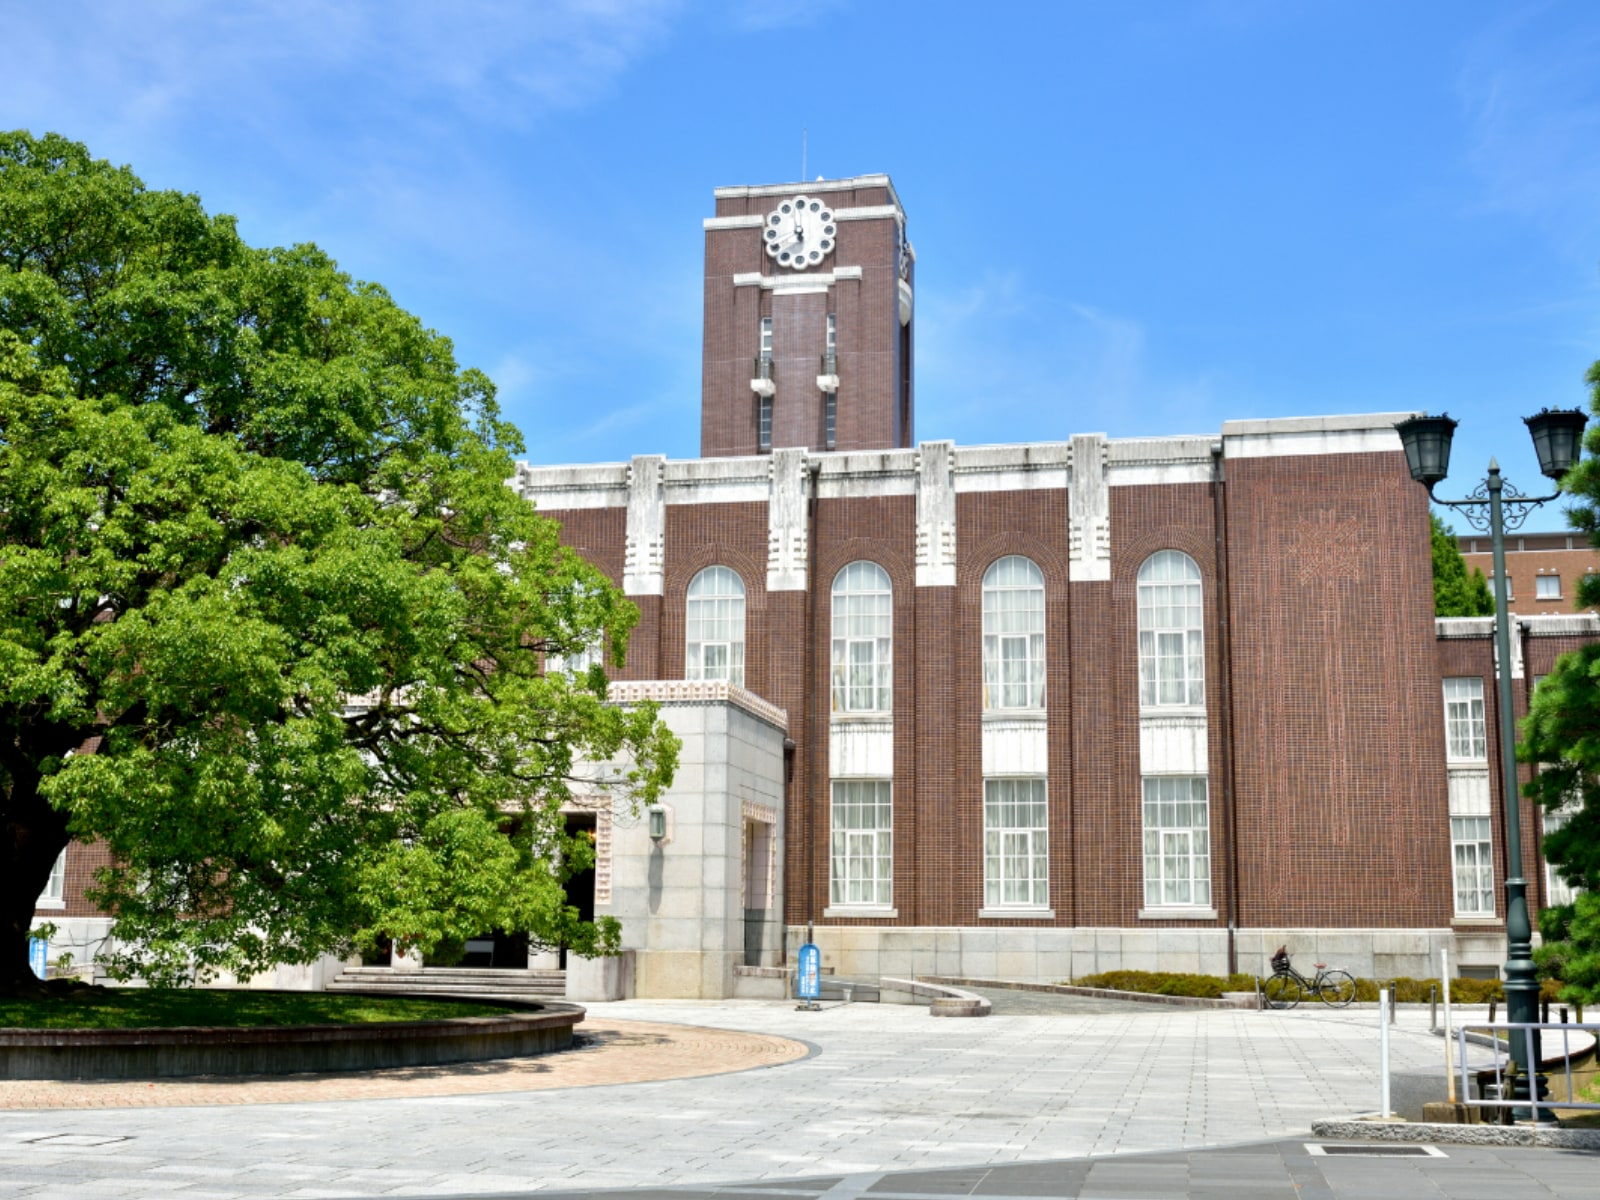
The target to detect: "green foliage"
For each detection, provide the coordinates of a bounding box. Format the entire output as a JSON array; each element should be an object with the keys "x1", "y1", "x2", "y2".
[
  {"x1": 1073, "y1": 970, "x2": 1564, "y2": 1004},
  {"x1": 1073, "y1": 970, "x2": 1257, "y2": 998},
  {"x1": 0, "y1": 988, "x2": 516, "y2": 1029},
  {"x1": 0, "y1": 131, "x2": 678, "y2": 987},
  {"x1": 1430, "y1": 514, "x2": 1494, "y2": 617},
  {"x1": 1517, "y1": 353, "x2": 1600, "y2": 1007}
]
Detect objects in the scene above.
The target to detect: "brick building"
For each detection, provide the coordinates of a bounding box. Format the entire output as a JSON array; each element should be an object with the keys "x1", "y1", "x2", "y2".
[
  {"x1": 1458, "y1": 531, "x2": 1600, "y2": 616},
  {"x1": 36, "y1": 173, "x2": 1589, "y2": 995}
]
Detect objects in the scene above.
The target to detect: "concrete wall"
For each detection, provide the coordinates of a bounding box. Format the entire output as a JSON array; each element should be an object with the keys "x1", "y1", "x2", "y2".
[
  {"x1": 788, "y1": 925, "x2": 1501, "y2": 983},
  {"x1": 603, "y1": 683, "x2": 787, "y2": 998}
]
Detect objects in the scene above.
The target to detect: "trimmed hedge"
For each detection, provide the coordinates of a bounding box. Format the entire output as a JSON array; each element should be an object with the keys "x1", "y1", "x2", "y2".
[{"x1": 1070, "y1": 970, "x2": 1569, "y2": 1005}]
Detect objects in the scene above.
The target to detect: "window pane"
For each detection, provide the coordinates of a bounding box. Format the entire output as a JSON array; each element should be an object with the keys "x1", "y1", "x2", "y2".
[
  {"x1": 982, "y1": 557, "x2": 1045, "y2": 711},
  {"x1": 983, "y1": 778, "x2": 1048, "y2": 908},
  {"x1": 687, "y1": 567, "x2": 746, "y2": 686},
  {"x1": 1141, "y1": 776, "x2": 1211, "y2": 908},
  {"x1": 1137, "y1": 553, "x2": 1204, "y2": 709}
]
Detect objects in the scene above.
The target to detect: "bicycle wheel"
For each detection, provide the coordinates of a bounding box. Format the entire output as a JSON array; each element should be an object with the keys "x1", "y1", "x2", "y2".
[
  {"x1": 1318, "y1": 970, "x2": 1357, "y2": 1008},
  {"x1": 1263, "y1": 971, "x2": 1303, "y2": 1009}
]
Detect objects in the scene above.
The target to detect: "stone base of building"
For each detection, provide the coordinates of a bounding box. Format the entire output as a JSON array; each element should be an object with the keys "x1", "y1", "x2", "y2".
[{"x1": 788, "y1": 926, "x2": 1506, "y2": 983}]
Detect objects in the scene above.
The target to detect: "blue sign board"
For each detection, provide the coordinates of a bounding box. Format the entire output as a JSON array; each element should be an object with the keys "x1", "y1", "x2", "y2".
[
  {"x1": 28, "y1": 938, "x2": 48, "y2": 980},
  {"x1": 796, "y1": 942, "x2": 821, "y2": 1000}
]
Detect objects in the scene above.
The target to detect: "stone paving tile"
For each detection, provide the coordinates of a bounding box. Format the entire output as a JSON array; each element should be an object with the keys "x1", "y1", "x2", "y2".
[{"x1": 0, "y1": 1001, "x2": 1512, "y2": 1199}]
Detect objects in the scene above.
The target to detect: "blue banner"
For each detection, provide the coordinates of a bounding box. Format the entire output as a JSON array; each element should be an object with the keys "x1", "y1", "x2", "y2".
[
  {"x1": 28, "y1": 938, "x2": 48, "y2": 980},
  {"x1": 796, "y1": 942, "x2": 820, "y2": 1000}
]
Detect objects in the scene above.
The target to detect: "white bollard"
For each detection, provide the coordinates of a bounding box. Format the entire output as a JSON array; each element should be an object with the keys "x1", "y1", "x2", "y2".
[
  {"x1": 1442, "y1": 948, "x2": 1456, "y2": 1104},
  {"x1": 1379, "y1": 986, "x2": 1392, "y2": 1119}
]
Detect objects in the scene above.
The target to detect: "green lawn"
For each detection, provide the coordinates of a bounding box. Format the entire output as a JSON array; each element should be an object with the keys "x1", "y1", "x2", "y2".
[{"x1": 0, "y1": 989, "x2": 519, "y2": 1030}]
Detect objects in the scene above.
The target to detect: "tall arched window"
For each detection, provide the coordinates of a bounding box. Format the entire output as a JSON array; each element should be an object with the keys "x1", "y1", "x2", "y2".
[
  {"x1": 831, "y1": 561, "x2": 893, "y2": 713},
  {"x1": 1137, "y1": 551, "x2": 1204, "y2": 707},
  {"x1": 982, "y1": 556, "x2": 1046, "y2": 710},
  {"x1": 685, "y1": 566, "x2": 745, "y2": 685}
]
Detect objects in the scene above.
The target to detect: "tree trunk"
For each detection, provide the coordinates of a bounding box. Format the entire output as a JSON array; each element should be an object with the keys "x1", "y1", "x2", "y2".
[{"x1": 1, "y1": 765, "x2": 72, "y2": 992}]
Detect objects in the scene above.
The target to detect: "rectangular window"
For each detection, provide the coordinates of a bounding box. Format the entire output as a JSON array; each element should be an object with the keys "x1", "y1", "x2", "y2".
[
  {"x1": 757, "y1": 394, "x2": 772, "y2": 452},
  {"x1": 826, "y1": 312, "x2": 837, "y2": 354},
  {"x1": 1536, "y1": 574, "x2": 1561, "y2": 599},
  {"x1": 830, "y1": 780, "x2": 892, "y2": 907},
  {"x1": 1451, "y1": 815, "x2": 1495, "y2": 915},
  {"x1": 759, "y1": 316, "x2": 773, "y2": 359},
  {"x1": 984, "y1": 778, "x2": 1048, "y2": 908},
  {"x1": 1142, "y1": 777, "x2": 1210, "y2": 908},
  {"x1": 1543, "y1": 806, "x2": 1578, "y2": 907},
  {"x1": 1443, "y1": 677, "x2": 1487, "y2": 760},
  {"x1": 1488, "y1": 574, "x2": 1512, "y2": 600},
  {"x1": 825, "y1": 393, "x2": 836, "y2": 450},
  {"x1": 38, "y1": 850, "x2": 66, "y2": 905}
]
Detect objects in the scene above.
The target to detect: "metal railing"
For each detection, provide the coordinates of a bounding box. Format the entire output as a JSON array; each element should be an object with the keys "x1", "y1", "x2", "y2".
[
  {"x1": 1456, "y1": 1021, "x2": 1600, "y2": 1122},
  {"x1": 752, "y1": 355, "x2": 774, "y2": 380},
  {"x1": 819, "y1": 352, "x2": 838, "y2": 376}
]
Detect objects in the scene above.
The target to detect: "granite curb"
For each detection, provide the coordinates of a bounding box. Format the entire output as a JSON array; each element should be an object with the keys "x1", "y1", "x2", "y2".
[
  {"x1": 1311, "y1": 1117, "x2": 1600, "y2": 1149},
  {"x1": 919, "y1": 975, "x2": 1253, "y2": 1009}
]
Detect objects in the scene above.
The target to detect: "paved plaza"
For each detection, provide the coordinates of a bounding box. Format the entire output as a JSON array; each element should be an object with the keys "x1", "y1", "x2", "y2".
[{"x1": 0, "y1": 996, "x2": 1586, "y2": 1199}]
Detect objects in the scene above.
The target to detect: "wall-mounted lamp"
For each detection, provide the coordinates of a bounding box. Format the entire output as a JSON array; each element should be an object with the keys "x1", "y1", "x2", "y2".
[{"x1": 647, "y1": 805, "x2": 667, "y2": 842}]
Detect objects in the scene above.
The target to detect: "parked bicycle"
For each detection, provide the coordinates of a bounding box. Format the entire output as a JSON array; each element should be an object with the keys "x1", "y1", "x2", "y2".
[{"x1": 1263, "y1": 946, "x2": 1356, "y2": 1008}]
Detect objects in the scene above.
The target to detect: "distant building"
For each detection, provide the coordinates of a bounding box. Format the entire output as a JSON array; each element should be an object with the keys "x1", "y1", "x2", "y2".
[{"x1": 1458, "y1": 531, "x2": 1600, "y2": 616}]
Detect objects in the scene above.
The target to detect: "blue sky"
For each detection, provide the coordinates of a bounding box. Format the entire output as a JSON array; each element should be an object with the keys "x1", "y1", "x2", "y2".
[{"x1": 5, "y1": 1, "x2": 1600, "y2": 520}]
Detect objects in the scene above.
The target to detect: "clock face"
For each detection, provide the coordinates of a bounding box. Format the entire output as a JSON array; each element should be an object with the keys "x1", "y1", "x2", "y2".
[{"x1": 763, "y1": 195, "x2": 836, "y2": 270}]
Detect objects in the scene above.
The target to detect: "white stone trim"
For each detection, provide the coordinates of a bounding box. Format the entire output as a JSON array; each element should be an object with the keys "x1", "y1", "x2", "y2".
[
  {"x1": 33, "y1": 898, "x2": 65, "y2": 911},
  {"x1": 663, "y1": 456, "x2": 769, "y2": 506},
  {"x1": 767, "y1": 448, "x2": 810, "y2": 592},
  {"x1": 916, "y1": 441, "x2": 957, "y2": 588},
  {"x1": 1522, "y1": 613, "x2": 1600, "y2": 636},
  {"x1": 624, "y1": 455, "x2": 666, "y2": 596},
  {"x1": 822, "y1": 906, "x2": 898, "y2": 919},
  {"x1": 1221, "y1": 412, "x2": 1415, "y2": 459},
  {"x1": 606, "y1": 679, "x2": 789, "y2": 733},
  {"x1": 1106, "y1": 436, "x2": 1215, "y2": 487},
  {"x1": 1137, "y1": 907, "x2": 1218, "y2": 921},
  {"x1": 834, "y1": 204, "x2": 902, "y2": 222},
  {"x1": 830, "y1": 719, "x2": 894, "y2": 778},
  {"x1": 731, "y1": 265, "x2": 864, "y2": 292},
  {"x1": 703, "y1": 215, "x2": 766, "y2": 230},
  {"x1": 511, "y1": 462, "x2": 629, "y2": 510},
  {"x1": 952, "y1": 442, "x2": 1072, "y2": 493},
  {"x1": 1139, "y1": 714, "x2": 1208, "y2": 775},
  {"x1": 1447, "y1": 768, "x2": 1491, "y2": 817},
  {"x1": 1436, "y1": 617, "x2": 1495, "y2": 639},
  {"x1": 981, "y1": 719, "x2": 1048, "y2": 776},
  {"x1": 1068, "y1": 433, "x2": 1111, "y2": 581},
  {"x1": 815, "y1": 448, "x2": 918, "y2": 498},
  {"x1": 714, "y1": 174, "x2": 902, "y2": 211},
  {"x1": 978, "y1": 908, "x2": 1056, "y2": 920}
]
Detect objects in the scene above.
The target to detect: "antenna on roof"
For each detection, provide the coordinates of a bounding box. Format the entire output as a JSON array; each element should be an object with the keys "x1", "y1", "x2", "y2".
[{"x1": 802, "y1": 126, "x2": 807, "y2": 183}]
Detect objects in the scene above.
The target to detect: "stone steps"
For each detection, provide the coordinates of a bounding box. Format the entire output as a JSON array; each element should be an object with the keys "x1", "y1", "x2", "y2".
[{"x1": 326, "y1": 966, "x2": 566, "y2": 1002}]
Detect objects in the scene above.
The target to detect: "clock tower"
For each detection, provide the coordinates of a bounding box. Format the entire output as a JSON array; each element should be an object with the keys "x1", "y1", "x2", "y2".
[{"x1": 700, "y1": 174, "x2": 913, "y2": 457}]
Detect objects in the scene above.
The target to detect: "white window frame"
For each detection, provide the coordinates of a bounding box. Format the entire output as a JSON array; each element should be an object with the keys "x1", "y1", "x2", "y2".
[
  {"x1": 983, "y1": 778, "x2": 1048, "y2": 909},
  {"x1": 1443, "y1": 677, "x2": 1487, "y2": 761},
  {"x1": 36, "y1": 849, "x2": 66, "y2": 910},
  {"x1": 1542, "y1": 803, "x2": 1579, "y2": 908},
  {"x1": 982, "y1": 556, "x2": 1046, "y2": 710},
  {"x1": 830, "y1": 780, "x2": 893, "y2": 907},
  {"x1": 1488, "y1": 574, "x2": 1512, "y2": 600},
  {"x1": 826, "y1": 312, "x2": 837, "y2": 354},
  {"x1": 831, "y1": 561, "x2": 893, "y2": 713},
  {"x1": 685, "y1": 566, "x2": 746, "y2": 686},
  {"x1": 1450, "y1": 815, "x2": 1495, "y2": 916},
  {"x1": 759, "y1": 316, "x2": 773, "y2": 359},
  {"x1": 1142, "y1": 776, "x2": 1211, "y2": 909},
  {"x1": 1137, "y1": 551, "x2": 1204, "y2": 708},
  {"x1": 1536, "y1": 574, "x2": 1561, "y2": 600}
]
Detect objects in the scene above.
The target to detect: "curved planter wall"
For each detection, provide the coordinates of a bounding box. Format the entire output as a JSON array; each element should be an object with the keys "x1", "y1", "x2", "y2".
[{"x1": 0, "y1": 1000, "x2": 584, "y2": 1080}]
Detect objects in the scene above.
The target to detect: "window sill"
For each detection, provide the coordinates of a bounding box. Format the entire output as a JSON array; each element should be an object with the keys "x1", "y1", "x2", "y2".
[
  {"x1": 1137, "y1": 906, "x2": 1217, "y2": 921},
  {"x1": 822, "y1": 906, "x2": 897, "y2": 919},
  {"x1": 982, "y1": 710, "x2": 1046, "y2": 722},
  {"x1": 1137, "y1": 705, "x2": 1207, "y2": 719},
  {"x1": 829, "y1": 712, "x2": 894, "y2": 723},
  {"x1": 978, "y1": 907, "x2": 1055, "y2": 920},
  {"x1": 1452, "y1": 916, "x2": 1501, "y2": 927},
  {"x1": 33, "y1": 898, "x2": 65, "y2": 912}
]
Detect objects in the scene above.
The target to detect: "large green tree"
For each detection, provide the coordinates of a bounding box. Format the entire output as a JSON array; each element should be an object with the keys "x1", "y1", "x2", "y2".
[
  {"x1": 0, "y1": 132, "x2": 676, "y2": 991},
  {"x1": 1520, "y1": 357, "x2": 1600, "y2": 1003},
  {"x1": 1430, "y1": 514, "x2": 1494, "y2": 617}
]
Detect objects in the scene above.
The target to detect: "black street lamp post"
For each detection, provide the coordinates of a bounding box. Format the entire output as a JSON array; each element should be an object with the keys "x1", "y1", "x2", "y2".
[{"x1": 1396, "y1": 408, "x2": 1586, "y2": 1121}]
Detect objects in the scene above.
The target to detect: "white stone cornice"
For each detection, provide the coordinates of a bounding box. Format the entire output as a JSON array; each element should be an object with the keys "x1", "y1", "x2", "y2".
[
  {"x1": 606, "y1": 679, "x2": 788, "y2": 732},
  {"x1": 1222, "y1": 413, "x2": 1415, "y2": 458},
  {"x1": 703, "y1": 215, "x2": 767, "y2": 230},
  {"x1": 1069, "y1": 433, "x2": 1110, "y2": 582},
  {"x1": 713, "y1": 173, "x2": 902, "y2": 212},
  {"x1": 731, "y1": 265, "x2": 863, "y2": 291},
  {"x1": 623, "y1": 455, "x2": 666, "y2": 596},
  {"x1": 916, "y1": 440, "x2": 957, "y2": 588},
  {"x1": 767, "y1": 449, "x2": 810, "y2": 592}
]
